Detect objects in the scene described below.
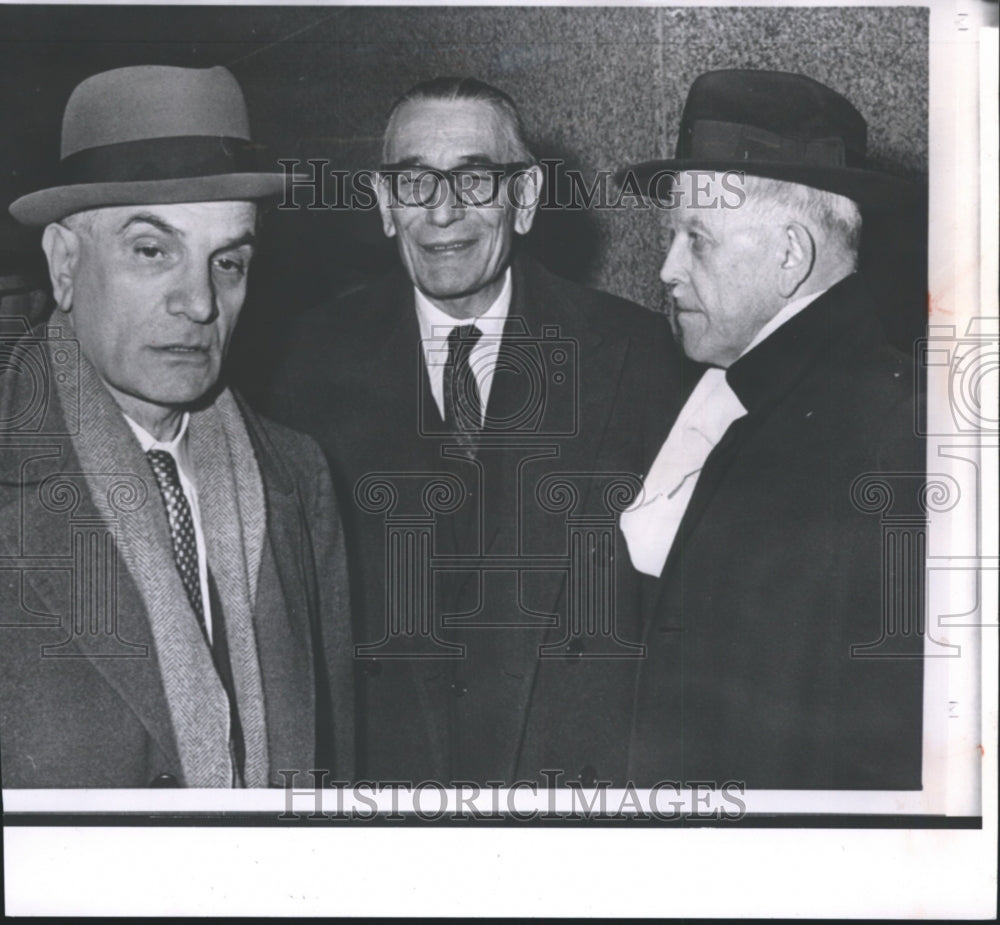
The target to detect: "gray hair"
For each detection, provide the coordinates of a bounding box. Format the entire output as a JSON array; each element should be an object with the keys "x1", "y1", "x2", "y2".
[
  {"x1": 59, "y1": 209, "x2": 98, "y2": 236},
  {"x1": 382, "y1": 76, "x2": 534, "y2": 164},
  {"x1": 741, "y1": 175, "x2": 862, "y2": 265}
]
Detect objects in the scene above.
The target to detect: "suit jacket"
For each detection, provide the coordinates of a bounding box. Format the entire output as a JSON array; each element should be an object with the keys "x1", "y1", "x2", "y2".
[
  {"x1": 267, "y1": 255, "x2": 686, "y2": 785},
  {"x1": 627, "y1": 274, "x2": 925, "y2": 790},
  {"x1": 0, "y1": 329, "x2": 354, "y2": 788}
]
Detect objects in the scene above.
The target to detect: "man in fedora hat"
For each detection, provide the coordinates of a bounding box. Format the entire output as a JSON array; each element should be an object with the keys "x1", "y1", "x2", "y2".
[
  {"x1": 618, "y1": 69, "x2": 925, "y2": 789},
  {"x1": 0, "y1": 65, "x2": 353, "y2": 787}
]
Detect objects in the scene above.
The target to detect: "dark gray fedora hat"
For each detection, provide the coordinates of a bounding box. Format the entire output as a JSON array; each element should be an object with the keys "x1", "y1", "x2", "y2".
[
  {"x1": 10, "y1": 65, "x2": 288, "y2": 226},
  {"x1": 617, "y1": 69, "x2": 912, "y2": 208}
]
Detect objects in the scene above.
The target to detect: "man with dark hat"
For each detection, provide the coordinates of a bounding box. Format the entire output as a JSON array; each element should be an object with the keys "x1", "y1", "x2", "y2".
[
  {"x1": 0, "y1": 65, "x2": 353, "y2": 787},
  {"x1": 619, "y1": 70, "x2": 925, "y2": 789}
]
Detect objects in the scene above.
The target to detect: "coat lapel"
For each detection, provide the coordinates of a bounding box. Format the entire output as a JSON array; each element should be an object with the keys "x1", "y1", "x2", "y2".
[
  {"x1": 237, "y1": 399, "x2": 318, "y2": 779},
  {"x1": 1, "y1": 343, "x2": 181, "y2": 772},
  {"x1": 373, "y1": 279, "x2": 442, "y2": 466},
  {"x1": 460, "y1": 259, "x2": 637, "y2": 615},
  {"x1": 446, "y1": 260, "x2": 649, "y2": 774},
  {"x1": 3, "y1": 518, "x2": 179, "y2": 775},
  {"x1": 362, "y1": 281, "x2": 460, "y2": 777},
  {"x1": 49, "y1": 537, "x2": 180, "y2": 772}
]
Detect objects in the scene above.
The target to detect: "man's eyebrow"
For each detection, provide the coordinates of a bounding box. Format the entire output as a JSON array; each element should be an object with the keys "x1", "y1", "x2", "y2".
[
  {"x1": 216, "y1": 231, "x2": 256, "y2": 253},
  {"x1": 116, "y1": 214, "x2": 255, "y2": 251},
  {"x1": 117, "y1": 213, "x2": 179, "y2": 236}
]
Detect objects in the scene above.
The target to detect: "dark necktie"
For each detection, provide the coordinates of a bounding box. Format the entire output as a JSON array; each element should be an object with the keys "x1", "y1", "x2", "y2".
[
  {"x1": 145, "y1": 448, "x2": 246, "y2": 785},
  {"x1": 443, "y1": 324, "x2": 484, "y2": 457}
]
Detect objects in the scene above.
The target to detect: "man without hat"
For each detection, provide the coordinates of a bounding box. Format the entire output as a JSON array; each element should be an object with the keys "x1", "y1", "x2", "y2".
[
  {"x1": 268, "y1": 76, "x2": 684, "y2": 786},
  {"x1": 619, "y1": 70, "x2": 925, "y2": 789},
  {"x1": 0, "y1": 65, "x2": 353, "y2": 787}
]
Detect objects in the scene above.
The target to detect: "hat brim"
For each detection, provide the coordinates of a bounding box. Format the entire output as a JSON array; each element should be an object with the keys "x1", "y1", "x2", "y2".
[
  {"x1": 9, "y1": 173, "x2": 291, "y2": 227},
  {"x1": 615, "y1": 159, "x2": 915, "y2": 211}
]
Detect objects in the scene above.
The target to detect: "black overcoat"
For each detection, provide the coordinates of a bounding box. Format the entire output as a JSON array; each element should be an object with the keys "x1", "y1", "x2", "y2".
[
  {"x1": 626, "y1": 274, "x2": 925, "y2": 790},
  {"x1": 269, "y1": 256, "x2": 683, "y2": 785}
]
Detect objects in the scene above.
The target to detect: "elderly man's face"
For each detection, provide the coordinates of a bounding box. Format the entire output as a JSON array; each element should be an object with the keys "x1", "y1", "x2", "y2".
[
  {"x1": 47, "y1": 201, "x2": 256, "y2": 429},
  {"x1": 660, "y1": 174, "x2": 786, "y2": 368},
  {"x1": 377, "y1": 98, "x2": 540, "y2": 319}
]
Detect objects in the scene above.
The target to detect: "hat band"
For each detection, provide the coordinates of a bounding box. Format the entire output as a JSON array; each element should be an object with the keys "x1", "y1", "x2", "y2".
[
  {"x1": 58, "y1": 135, "x2": 260, "y2": 185},
  {"x1": 686, "y1": 120, "x2": 852, "y2": 168}
]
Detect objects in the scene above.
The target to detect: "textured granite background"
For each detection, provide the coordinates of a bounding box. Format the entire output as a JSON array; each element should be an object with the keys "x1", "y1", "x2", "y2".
[
  {"x1": 233, "y1": 4, "x2": 929, "y2": 317},
  {"x1": 0, "y1": 5, "x2": 928, "y2": 386}
]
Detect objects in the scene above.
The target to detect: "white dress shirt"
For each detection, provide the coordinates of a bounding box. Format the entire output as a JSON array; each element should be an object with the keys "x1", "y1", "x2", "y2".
[
  {"x1": 620, "y1": 287, "x2": 831, "y2": 578},
  {"x1": 125, "y1": 412, "x2": 213, "y2": 641},
  {"x1": 414, "y1": 267, "x2": 512, "y2": 423}
]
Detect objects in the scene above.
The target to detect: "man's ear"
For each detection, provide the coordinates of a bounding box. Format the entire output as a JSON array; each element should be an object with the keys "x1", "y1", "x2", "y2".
[
  {"x1": 375, "y1": 173, "x2": 398, "y2": 239},
  {"x1": 40, "y1": 222, "x2": 81, "y2": 313},
  {"x1": 777, "y1": 221, "x2": 815, "y2": 298},
  {"x1": 512, "y1": 164, "x2": 544, "y2": 236}
]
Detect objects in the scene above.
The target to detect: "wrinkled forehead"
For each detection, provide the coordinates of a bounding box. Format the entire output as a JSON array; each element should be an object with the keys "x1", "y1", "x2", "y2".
[
  {"x1": 75, "y1": 200, "x2": 258, "y2": 241},
  {"x1": 384, "y1": 98, "x2": 515, "y2": 165}
]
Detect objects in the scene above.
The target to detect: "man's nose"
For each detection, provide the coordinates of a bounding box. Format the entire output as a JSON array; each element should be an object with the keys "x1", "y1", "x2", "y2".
[
  {"x1": 424, "y1": 177, "x2": 465, "y2": 227},
  {"x1": 167, "y1": 262, "x2": 217, "y2": 323},
  {"x1": 659, "y1": 238, "x2": 685, "y2": 287}
]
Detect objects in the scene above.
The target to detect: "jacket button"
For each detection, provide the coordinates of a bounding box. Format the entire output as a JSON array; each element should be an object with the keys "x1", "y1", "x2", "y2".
[
  {"x1": 566, "y1": 637, "x2": 585, "y2": 656},
  {"x1": 150, "y1": 773, "x2": 177, "y2": 788},
  {"x1": 362, "y1": 658, "x2": 382, "y2": 678},
  {"x1": 450, "y1": 679, "x2": 468, "y2": 697},
  {"x1": 578, "y1": 765, "x2": 598, "y2": 788}
]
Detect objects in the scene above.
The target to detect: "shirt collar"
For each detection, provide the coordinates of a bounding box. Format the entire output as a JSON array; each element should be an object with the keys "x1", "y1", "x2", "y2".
[
  {"x1": 124, "y1": 411, "x2": 191, "y2": 456},
  {"x1": 414, "y1": 266, "x2": 512, "y2": 342}
]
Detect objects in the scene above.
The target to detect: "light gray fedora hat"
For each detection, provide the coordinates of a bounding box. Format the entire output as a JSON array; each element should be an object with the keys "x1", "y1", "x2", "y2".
[{"x1": 10, "y1": 65, "x2": 287, "y2": 226}]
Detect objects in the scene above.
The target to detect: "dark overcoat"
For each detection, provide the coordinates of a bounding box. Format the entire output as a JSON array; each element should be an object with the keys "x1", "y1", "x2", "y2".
[
  {"x1": 626, "y1": 274, "x2": 925, "y2": 790},
  {"x1": 268, "y1": 256, "x2": 684, "y2": 785}
]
